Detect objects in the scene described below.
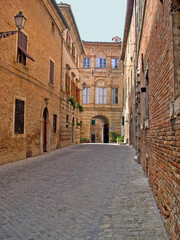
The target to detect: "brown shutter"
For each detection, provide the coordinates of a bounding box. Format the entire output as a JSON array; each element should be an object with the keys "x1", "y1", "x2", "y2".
[
  {"x1": 77, "y1": 88, "x2": 80, "y2": 103},
  {"x1": 49, "y1": 60, "x2": 54, "y2": 84},
  {"x1": 71, "y1": 80, "x2": 74, "y2": 96},
  {"x1": 18, "y1": 32, "x2": 27, "y2": 50}
]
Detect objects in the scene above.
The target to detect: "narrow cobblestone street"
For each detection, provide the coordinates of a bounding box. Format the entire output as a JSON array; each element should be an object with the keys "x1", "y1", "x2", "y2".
[{"x1": 0, "y1": 144, "x2": 168, "y2": 240}]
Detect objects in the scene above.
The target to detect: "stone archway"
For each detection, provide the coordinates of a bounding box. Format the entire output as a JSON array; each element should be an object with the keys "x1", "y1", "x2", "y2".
[{"x1": 90, "y1": 115, "x2": 109, "y2": 143}]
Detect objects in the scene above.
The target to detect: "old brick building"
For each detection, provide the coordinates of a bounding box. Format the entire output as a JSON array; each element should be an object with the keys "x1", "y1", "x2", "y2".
[
  {"x1": 0, "y1": 0, "x2": 68, "y2": 164},
  {"x1": 121, "y1": 0, "x2": 180, "y2": 239},
  {"x1": 80, "y1": 38, "x2": 123, "y2": 143},
  {"x1": 58, "y1": 3, "x2": 84, "y2": 148}
]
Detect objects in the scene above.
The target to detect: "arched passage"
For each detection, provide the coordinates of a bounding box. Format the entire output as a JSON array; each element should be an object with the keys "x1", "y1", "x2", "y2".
[{"x1": 90, "y1": 115, "x2": 109, "y2": 143}]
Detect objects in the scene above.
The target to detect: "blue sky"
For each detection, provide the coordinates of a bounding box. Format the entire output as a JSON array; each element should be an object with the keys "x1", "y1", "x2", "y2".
[{"x1": 56, "y1": 0, "x2": 127, "y2": 42}]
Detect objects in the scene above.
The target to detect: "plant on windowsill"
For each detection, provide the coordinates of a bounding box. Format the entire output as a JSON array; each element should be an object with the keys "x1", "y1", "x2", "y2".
[
  {"x1": 67, "y1": 85, "x2": 70, "y2": 95},
  {"x1": 68, "y1": 96, "x2": 77, "y2": 110},
  {"x1": 77, "y1": 103, "x2": 84, "y2": 112}
]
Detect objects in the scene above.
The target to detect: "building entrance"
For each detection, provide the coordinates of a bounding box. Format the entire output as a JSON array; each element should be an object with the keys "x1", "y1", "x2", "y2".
[
  {"x1": 43, "y1": 107, "x2": 48, "y2": 152},
  {"x1": 90, "y1": 115, "x2": 109, "y2": 143}
]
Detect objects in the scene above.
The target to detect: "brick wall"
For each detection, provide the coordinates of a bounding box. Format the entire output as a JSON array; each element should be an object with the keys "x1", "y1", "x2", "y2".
[
  {"x1": 0, "y1": 0, "x2": 66, "y2": 164},
  {"x1": 138, "y1": 0, "x2": 180, "y2": 239}
]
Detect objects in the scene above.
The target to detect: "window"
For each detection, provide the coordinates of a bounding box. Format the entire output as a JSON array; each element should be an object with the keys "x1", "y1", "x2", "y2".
[
  {"x1": 111, "y1": 88, "x2": 119, "y2": 104},
  {"x1": 49, "y1": 59, "x2": 54, "y2": 84},
  {"x1": 95, "y1": 58, "x2": 106, "y2": 68},
  {"x1": 17, "y1": 31, "x2": 34, "y2": 65},
  {"x1": 52, "y1": 22, "x2": 55, "y2": 32},
  {"x1": 72, "y1": 43, "x2": 75, "y2": 59},
  {"x1": 111, "y1": 59, "x2": 119, "y2": 69},
  {"x1": 83, "y1": 87, "x2": 90, "y2": 104},
  {"x1": 92, "y1": 120, "x2": 95, "y2": 125},
  {"x1": 18, "y1": 32, "x2": 27, "y2": 65},
  {"x1": 95, "y1": 87, "x2": 106, "y2": 104},
  {"x1": 53, "y1": 114, "x2": 57, "y2": 133},
  {"x1": 83, "y1": 58, "x2": 90, "y2": 68},
  {"x1": 14, "y1": 99, "x2": 25, "y2": 134}
]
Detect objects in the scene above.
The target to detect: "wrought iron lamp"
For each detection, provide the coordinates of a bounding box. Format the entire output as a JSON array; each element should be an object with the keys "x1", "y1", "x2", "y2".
[
  {"x1": 0, "y1": 11, "x2": 26, "y2": 39},
  {"x1": 77, "y1": 82, "x2": 87, "y2": 91}
]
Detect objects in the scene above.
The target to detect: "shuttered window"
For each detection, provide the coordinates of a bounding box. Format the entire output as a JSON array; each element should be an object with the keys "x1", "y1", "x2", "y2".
[
  {"x1": 49, "y1": 60, "x2": 54, "y2": 85},
  {"x1": 17, "y1": 32, "x2": 34, "y2": 65},
  {"x1": 14, "y1": 99, "x2": 25, "y2": 134},
  {"x1": 76, "y1": 87, "x2": 80, "y2": 103},
  {"x1": 95, "y1": 87, "x2": 106, "y2": 104},
  {"x1": 18, "y1": 32, "x2": 27, "y2": 65}
]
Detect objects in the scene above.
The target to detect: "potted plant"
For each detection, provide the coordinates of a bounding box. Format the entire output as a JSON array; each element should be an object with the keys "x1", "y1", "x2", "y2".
[
  {"x1": 77, "y1": 103, "x2": 84, "y2": 112},
  {"x1": 116, "y1": 136, "x2": 124, "y2": 145},
  {"x1": 110, "y1": 131, "x2": 119, "y2": 143},
  {"x1": 69, "y1": 96, "x2": 77, "y2": 110},
  {"x1": 80, "y1": 138, "x2": 89, "y2": 143},
  {"x1": 67, "y1": 85, "x2": 70, "y2": 95}
]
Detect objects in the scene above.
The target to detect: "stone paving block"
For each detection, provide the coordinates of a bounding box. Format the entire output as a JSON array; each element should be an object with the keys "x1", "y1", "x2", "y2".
[{"x1": 0, "y1": 144, "x2": 168, "y2": 240}]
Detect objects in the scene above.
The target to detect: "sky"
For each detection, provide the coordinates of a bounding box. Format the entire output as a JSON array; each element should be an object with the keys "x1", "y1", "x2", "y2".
[{"x1": 56, "y1": 0, "x2": 127, "y2": 42}]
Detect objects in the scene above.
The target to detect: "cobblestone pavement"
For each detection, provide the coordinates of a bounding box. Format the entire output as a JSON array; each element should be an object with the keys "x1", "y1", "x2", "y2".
[{"x1": 0, "y1": 144, "x2": 168, "y2": 240}]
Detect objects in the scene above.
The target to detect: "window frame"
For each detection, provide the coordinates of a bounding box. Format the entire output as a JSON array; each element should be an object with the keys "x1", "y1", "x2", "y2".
[
  {"x1": 14, "y1": 98, "x2": 25, "y2": 134},
  {"x1": 82, "y1": 87, "x2": 90, "y2": 104},
  {"x1": 95, "y1": 58, "x2": 107, "y2": 68},
  {"x1": 111, "y1": 58, "x2": 119, "y2": 69},
  {"x1": 49, "y1": 59, "x2": 54, "y2": 85},
  {"x1": 83, "y1": 58, "x2": 90, "y2": 68},
  {"x1": 53, "y1": 114, "x2": 57, "y2": 133},
  {"x1": 95, "y1": 87, "x2": 107, "y2": 104},
  {"x1": 111, "y1": 88, "x2": 119, "y2": 104}
]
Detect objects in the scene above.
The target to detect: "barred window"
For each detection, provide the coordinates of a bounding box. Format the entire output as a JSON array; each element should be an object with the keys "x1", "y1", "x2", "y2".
[
  {"x1": 14, "y1": 99, "x2": 24, "y2": 134},
  {"x1": 53, "y1": 114, "x2": 57, "y2": 133}
]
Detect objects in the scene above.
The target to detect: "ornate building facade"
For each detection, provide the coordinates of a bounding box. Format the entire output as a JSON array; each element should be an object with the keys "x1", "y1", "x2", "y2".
[{"x1": 80, "y1": 38, "x2": 124, "y2": 143}]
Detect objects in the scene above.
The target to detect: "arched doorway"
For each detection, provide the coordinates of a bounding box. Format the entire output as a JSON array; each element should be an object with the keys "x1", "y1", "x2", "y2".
[
  {"x1": 43, "y1": 107, "x2": 48, "y2": 152},
  {"x1": 72, "y1": 117, "x2": 74, "y2": 143},
  {"x1": 90, "y1": 115, "x2": 109, "y2": 143}
]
